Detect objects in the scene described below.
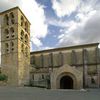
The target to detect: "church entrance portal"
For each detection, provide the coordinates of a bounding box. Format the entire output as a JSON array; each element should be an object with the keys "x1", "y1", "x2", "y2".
[{"x1": 60, "y1": 76, "x2": 73, "y2": 89}]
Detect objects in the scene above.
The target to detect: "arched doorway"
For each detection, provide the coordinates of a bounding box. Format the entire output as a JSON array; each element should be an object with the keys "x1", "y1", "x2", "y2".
[{"x1": 60, "y1": 76, "x2": 73, "y2": 89}]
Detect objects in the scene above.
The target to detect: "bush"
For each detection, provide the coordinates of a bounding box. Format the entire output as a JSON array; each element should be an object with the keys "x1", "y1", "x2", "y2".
[{"x1": 0, "y1": 74, "x2": 8, "y2": 81}]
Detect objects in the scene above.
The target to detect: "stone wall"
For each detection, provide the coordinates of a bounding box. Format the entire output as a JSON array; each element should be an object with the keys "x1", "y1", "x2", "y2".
[{"x1": 30, "y1": 43, "x2": 100, "y2": 88}]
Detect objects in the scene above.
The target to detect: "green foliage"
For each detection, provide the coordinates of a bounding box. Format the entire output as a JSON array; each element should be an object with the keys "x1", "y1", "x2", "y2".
[{"x1": 0, "y1": 74, "x2": 8, "y2": 81}]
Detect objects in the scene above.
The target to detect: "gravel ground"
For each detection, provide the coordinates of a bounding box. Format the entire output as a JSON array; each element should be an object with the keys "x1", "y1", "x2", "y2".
[{"x1": 0, "y1": 87, "x2": 99, "y2": 100}]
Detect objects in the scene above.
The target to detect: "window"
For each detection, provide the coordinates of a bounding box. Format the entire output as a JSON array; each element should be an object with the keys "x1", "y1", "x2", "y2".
[
  {"x1": 25, "y1": 46, "x2": 28, "y2": 57},
  {"x1": 25, "y1": 34, "x2": 28, "y2": 43},
  {"x1": 21, "y1": 16, "x2": 24, "y2": 26},
  {"x1": 10, "y1": 12, "x2": 15, "y2": 24},
  {"x1": 11, "y1": 19, "x2": 15, "y2": 24},
  {"x1": 10, "y1": 27, "x2": 14, "y2": 38},
  {"x1": 25, "y1": 21, "x2": 28, "y2": 32},
  {"x1": 21, "y1": 44, "x2": 24, "y2": 53},
  {"x1": 5, "y1": 43, "x2": 9, "y2": 53},
  {"x1": 10, "y1": 12, "x2": 14, "y2": 18},
  {"x1": 21, "y1": 30, "x2": 24, "y2": 41},
  {"x1": 11, "y1": 42, "x2": 14, "y2": 51},
  {"x1": 5, "y1": 29, "x2": 9, "y2": 39},
  {"x1": 4, "y1": 14, "x2": 9, "y2": 25}
]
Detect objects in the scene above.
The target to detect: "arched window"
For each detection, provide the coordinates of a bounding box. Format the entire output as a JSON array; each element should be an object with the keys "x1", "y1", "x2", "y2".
[
  {"x1": 4, "y1": 14, "x2": 9, "y2": 25},
  {"x1": 21, "y1": 44, "x2": 24, "y2": 53},
  {"x1": 5, "y1": 43, "x2": 9, "y2": 53},
  {"x1": 10, "y1": 12, "x2": 15, "y2": 24},
  {"x1": 10, "y1": 27, "x2": 14, "y2": 38},
  {"x1": 11, "y1": 42, "x2": 14, "y2": 51},
  {"x1": 25, "y1": 34, "x2": 28, "y2": 43},
  {"x1": 5, "y1": 29, "x2": 9, "y2": 39},
  {"x1": 25, "y1": 46, "x2": 28, "y2": 57},
  {"x1": 20, "y1": 30, "x2": 24, "y2": 41},
  {"x1": 25, "y1": 21, "x2": 28, "y2": 32},
  {"x1": 21, "y1": 16, "x2": 24, "y2": 26},
  {"x1": 10, "y1": 12, "x2": 14, "y2": 18}
]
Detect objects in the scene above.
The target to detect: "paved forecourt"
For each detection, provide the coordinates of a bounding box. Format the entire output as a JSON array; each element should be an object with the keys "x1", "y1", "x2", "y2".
[{"x1": 0, "y1": 87, "x2": 100, "y2": 100}]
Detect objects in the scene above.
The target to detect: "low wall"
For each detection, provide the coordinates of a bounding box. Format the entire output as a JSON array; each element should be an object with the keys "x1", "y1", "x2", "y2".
[{"x1": 0, "y1": 81, "x2": 7, "y2": 86}]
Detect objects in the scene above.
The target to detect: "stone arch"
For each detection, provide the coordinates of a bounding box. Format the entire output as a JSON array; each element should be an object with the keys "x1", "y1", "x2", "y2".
[
  {"x1": 25, "y1": 21, "x2": 28, "y2": 32},
  {"x1": 25, "y1": 34, "x2": 28, "y2": 43},
  {"x1": 5, "y1": 43, "x2": 9, "y2": 53},
  {"x1": 11, "y1": 41, "x2": 14, "y2": 51},
  {"x1": 25, "y1": 46, "x2": 28, "y2": 57},
  {"x1": 21, "y1": 44, "x2": 24, "y2": 53},
  {"x1": 4, "y1": 14, "x2": 9, "y2": 25},
  {"x1": 10, "y1": 12, "x2": 14, "y2": 18},
  {"x1": 11, "y1": 41, "x2": 14, "y2": 46},
  {"x1": 9, "y1": 12, "x2": 15, "y2": 24},
  {"x1": 21, "y1": 15, "x2": 24, "y2": 27},
  {"x1": 56, "y1": 72, "x2": 77, "y2": 89},
  {"x1": 51, "y1": 64, "x2": 83, "y2": 89},
  {"x1": 10, "y1": 27, "x2": 15, "y2": 38},
  {"x1": 60, "y1": 76, "x2": 73, "y2": 89},
  {"x1": 5, "y1": 29, "x2": 9, "y2": 39},
  {"x1": 20, "y1": 30, "x2": 24, "y2": 41}
]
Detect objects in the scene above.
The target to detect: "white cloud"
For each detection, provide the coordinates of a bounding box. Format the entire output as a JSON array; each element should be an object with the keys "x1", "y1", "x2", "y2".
[
  {"x1": 52, "y1": 0, "x2": 80, "y2": 17},
  {"x1": 31, "y1": 37, "x2": 42, "y2": 47},
  {"x1": 1, "y1": 0, "x2": 100, "y2": 51},
  {"x1": 58, "y1": 33, "x2": 64, "y2": 39},
  {"x1": 0, "y1": 0, "x2": 48, "y2": 51},
  {"x1": 0, "y1": 0, "x2": 22, "y2": 12},
  {"x1": 40, "y1": 46, "x2": 53, "y2": 50},
  {"x1": 57, "y1": 0, "x2": 100, "y2": 47},
  {"x1": 58, "y1": 10, "x2": 100, "y2": 47},
  {"x1": 21, "y1": 0, "x2": 48, "y2": 38},
  {"x1": 47, "y1": 18, "x2": 68, "y2": 27},
  {"x1": 20, "y1": 0, "x2": 48, "y2": 50}
]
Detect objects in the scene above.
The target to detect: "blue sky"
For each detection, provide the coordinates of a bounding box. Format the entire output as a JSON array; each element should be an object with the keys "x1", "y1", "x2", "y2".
[{"x1": 0, "y1": 0, "x2": 100, "y2": 51}]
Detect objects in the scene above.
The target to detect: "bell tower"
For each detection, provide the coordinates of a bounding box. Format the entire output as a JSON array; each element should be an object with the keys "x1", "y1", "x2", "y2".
[{"x1": 1, "y1": 7, "x2": 30, "y2": 86}]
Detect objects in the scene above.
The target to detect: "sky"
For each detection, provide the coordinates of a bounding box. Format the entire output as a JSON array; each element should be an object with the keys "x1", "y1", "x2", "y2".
[{"x1": 0, "y1": 0, "x2": 100, "y2": 51}]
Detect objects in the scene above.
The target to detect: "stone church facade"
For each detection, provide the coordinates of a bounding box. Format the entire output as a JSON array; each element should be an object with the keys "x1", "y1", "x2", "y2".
[
  {"x1": 0, "y1": 7, "x2": 100, "y2": 89},
  {"x1": 30, "y1": 43, "x2": 100, "y2": 89}
]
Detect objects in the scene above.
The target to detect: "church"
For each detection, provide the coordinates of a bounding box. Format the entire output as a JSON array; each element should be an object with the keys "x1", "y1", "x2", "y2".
[{"x1": 0, "y1": 7, "x2": 100, "y2": 89}]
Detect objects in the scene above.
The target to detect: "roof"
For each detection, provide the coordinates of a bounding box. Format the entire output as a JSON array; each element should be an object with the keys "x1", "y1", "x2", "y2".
[
  {"x1": 0, "y1": 6, "x2": 31, "y2": 24},
  {"x1": 30, "y1": 43, "x2": 99, "y2": 54}
]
